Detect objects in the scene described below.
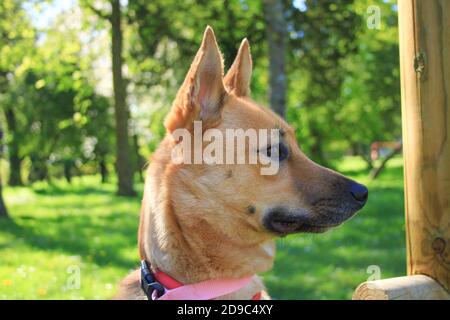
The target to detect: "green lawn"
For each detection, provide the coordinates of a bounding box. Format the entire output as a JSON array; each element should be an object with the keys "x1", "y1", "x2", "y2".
[{"x1": 0, "y1": 157, "x2": 406, "y2": 299}]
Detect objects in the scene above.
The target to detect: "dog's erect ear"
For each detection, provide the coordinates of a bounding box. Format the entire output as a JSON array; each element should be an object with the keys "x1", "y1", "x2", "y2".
[
  {"x1": 224, "y1": 38, "x2": 252, "y2": 97},
  {"x1": 164, "y1": 26, "x2": 226, "y2": 133}
]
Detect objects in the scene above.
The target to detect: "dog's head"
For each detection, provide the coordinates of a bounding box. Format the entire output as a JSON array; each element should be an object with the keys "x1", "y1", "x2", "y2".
[{"x1": 156, "y1": 27, "x2": 367, "y2": 243}]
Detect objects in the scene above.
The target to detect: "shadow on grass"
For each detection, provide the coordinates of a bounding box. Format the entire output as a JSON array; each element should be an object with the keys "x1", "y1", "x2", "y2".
[
  {"x1": 32, "y1": 184, "x2": 142, "y2": 198},
  {"x1": 33, "y1": 186, "x2": 113, "y2": 197},
  {"x1": 0, "y1": 183, "x2": 141, "y2": 271},
  {"x1": 0, "y1": 212, "x2": 139, "y2": 270}
]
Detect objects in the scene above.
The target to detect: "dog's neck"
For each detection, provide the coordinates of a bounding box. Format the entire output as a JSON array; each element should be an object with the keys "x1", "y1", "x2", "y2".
[
  {"x1": 143, "y1": 208, "x2": 275, "y2": 283},
  {"x1": 140, "y1": 165, "x2": 275, "y2": 284}
]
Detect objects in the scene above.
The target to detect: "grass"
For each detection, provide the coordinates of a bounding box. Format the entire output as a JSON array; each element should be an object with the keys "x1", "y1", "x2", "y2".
[{"x1": 0, "y1": 156, "x2": 405, "y2": 299}]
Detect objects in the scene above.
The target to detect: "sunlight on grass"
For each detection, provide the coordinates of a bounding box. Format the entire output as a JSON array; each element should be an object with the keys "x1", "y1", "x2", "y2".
[
  {"x1": 0, "y1": 176, "x2": 142, "y2": 299},
  {"x1": 0, "y1": 157, "x2": 405, "y2": 299}
]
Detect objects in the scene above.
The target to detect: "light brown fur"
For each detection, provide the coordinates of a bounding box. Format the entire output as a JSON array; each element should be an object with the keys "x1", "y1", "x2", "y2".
[{"x1": 115, "y1": 27, "x2": 367, "y2": 300}]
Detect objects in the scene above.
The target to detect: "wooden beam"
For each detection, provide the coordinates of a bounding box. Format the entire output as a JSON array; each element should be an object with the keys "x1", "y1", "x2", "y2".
[
  {"x1": 353, "y1": 275, "x2": 450, "y2": 300},
  {"x1": 398, "y1": 0, "x2": 450, "y2": 291},
  {"x1": 354, "y1": 1, "x2": 450, "y2": 299}
]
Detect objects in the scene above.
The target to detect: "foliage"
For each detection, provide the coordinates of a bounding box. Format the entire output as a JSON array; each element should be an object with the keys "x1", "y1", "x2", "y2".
[
  {"x1": 0, "y1": 0, "x2": 402, "y2": 182},
  {"x1": 126, "y1": 0, "x2": 266, "y2": 90},
  {"x1": 0, "y1": 0, "x2": 36, "y2": 185},
  {"x1": 1, "y1": 2, "x2": 114, "y2": 183},
  {"x1": 0, "y1": 0, "x2": 36, "y2": 73},
  {"x1": 286, "y1": 0, "x2": 400, "y2": 166},
  {"x1": 339, "y1": 0, "x2": 401, "y2": 167}
]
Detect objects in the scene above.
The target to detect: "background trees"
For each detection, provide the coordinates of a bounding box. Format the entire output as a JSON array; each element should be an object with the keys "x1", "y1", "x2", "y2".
[
  {"x1": 1, "y1": 0, "x2": 35, "y2": 186},
  {"x1": 0, "y1": 0, "x2": 401, "y2": 200}
]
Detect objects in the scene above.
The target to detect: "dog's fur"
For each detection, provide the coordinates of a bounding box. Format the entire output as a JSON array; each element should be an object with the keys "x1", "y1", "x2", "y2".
[{"x1": 115, "y1": 27, "x2": 367, "y2": 300}]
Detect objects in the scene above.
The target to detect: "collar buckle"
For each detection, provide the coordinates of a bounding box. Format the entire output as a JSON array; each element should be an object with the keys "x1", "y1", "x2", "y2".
[{"x1": 140, "y1": 260, "x2": 165, "y2": 300}]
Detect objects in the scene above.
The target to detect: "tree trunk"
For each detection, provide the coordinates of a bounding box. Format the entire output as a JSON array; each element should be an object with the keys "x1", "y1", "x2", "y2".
[
  {"x1": 0, "y1": 126, "x2": 9, "y2": 219},
  {"x1": 4, "y1": 107, "x2": 23, "y2": 186},
  {"x1": 132, "y1": 133, "x2": 145, "y2": 183},
  {"x1": 356, "y1": 143, "x2": 374, "y2": 171},
  {"x1": 99, "y1": 157, "x2": 108, "y2": 184},
  {"x1": 29, "y1": 157, "x2": 49, "y2": 182},
  {"x1": 309, "y1": 124, "x2": 328, "y2": 166},
  {"x1": 0, "y1": 180, "x2": 8, "y2": 219},
  {"x1": 263, "y1": 0, "x2": 287, "y2": 118},
  {"x1": 361, "y1": 155, "x2": 374, "y2": 171},
  {"x1": 8, "y1": 153, "x2": 22, "y2": 186},
  {"x1": 63, "y1": 161, "x2": 72, "y2": 183},
  {"x1": 111, "y1": 0, "x2": 136, "y2": 196}
]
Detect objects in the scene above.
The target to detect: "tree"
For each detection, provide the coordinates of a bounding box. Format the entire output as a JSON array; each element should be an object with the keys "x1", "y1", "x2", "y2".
[
  {"x1": 111, "y1": 0, "x2": 135, "y2": 195},
  {"x1": 2, "y1": 4, "x2": 116, "y2": 185},
  {"x1": 83, "y1": 95, "x2": 115, "y2": 184},
  {"x1": 82, "y1": 0, "x2": 136, "y2": 196},
  {"x1": 0, "y1": 0, "x2": 36, "y2": 186},
  {"x1": 0, "y1": 180, "x2": 8, "y2": 219},
  {"x1": 262, "y1": 0, "x2": 287, "y2": 118},
  {"x1": 0, "y1": 125, "x2": 9, "y2": 219},
  {"x1": 4, "y1": 106, "x2": 23, "y2": 185},
  {"x1": 370, "y1": 142, "x2": 402, "y2": 180}
]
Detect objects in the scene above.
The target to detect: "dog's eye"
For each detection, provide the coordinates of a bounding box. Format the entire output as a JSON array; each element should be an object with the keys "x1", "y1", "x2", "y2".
[{"x1": 266, "y1": 143, "x2": 289, "y2": 161}]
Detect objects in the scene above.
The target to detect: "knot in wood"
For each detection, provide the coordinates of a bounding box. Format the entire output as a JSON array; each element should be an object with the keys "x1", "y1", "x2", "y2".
[
  {"x1": 431, "y1": 237, "x2": 446, "y2": 254},
  {"x1": 414, "y1": 52, "x2": 426, "y2": 77}
]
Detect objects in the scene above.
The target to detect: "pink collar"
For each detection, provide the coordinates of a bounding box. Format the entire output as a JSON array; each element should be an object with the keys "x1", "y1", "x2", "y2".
[{"x1": 141, "y1": 260, "x2": 261, "y2": 300}]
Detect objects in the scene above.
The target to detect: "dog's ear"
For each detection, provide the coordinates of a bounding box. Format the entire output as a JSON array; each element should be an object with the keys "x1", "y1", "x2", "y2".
[
  {"x1": 164, "y1": 26, "x2": 226, "y2": 133},
  {"x1": 224, "y1": 38, "x2": 252, "y2": 97}
]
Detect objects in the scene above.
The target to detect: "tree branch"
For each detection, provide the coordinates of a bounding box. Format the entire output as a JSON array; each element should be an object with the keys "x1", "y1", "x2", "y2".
[
  {"x1": 370, "y1": 142, "x2": 403, "y2": 180},
  {"x1": 85, "y1": 3, "x2": 112, "y2": 22}
]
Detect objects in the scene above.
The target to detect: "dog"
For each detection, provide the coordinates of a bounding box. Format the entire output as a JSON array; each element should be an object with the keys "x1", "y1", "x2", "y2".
[{"x1": 115, "y1": 26, "x2": 368, "y2": 300}]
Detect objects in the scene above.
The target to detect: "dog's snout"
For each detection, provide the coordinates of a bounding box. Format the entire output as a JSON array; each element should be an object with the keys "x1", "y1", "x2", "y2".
[{"x1": 348, "y1": 180, "x2": 368, "y2": 205}]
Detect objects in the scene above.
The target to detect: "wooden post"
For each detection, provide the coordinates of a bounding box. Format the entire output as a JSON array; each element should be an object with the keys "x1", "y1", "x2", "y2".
[
  {"x1": 399, "y1": 0, "x2": 450, "y2": 292},
  {"x1": 354, "y1": 0, "x2": 450, "y2": 299}
]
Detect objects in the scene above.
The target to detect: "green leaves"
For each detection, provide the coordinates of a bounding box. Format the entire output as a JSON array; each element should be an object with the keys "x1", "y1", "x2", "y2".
[
  {"x1": 1, "y1": 1, "x2": 115, "y2": 182},
  {"x1": 1, "y1": 0, "x2": 402, "y2": 182}
]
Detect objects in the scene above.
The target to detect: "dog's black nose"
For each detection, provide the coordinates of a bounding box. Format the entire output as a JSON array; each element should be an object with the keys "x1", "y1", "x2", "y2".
[{"x1": 348, "y1": 181, "x2": 368, "y2": 204}]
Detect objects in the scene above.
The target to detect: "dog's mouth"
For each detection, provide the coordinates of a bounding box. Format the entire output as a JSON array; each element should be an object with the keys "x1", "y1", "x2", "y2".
[
  {"x1": 268, "y1": 217, "x2": 336, "y2": 235},
  {"x1": 263, "y1": 206, "x2": 356, "y2": 236}
]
